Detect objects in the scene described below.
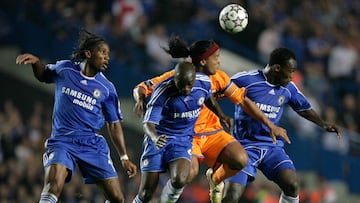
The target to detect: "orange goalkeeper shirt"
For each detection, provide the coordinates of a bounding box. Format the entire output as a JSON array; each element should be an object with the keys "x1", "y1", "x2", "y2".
[{"x1": 136, "y1": 69, "x2": 246, "y2": 134}]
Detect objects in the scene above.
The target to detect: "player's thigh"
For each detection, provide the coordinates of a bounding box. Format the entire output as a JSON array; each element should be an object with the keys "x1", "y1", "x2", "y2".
[
  {"x1": 202, "y1": 131, "x2": 237, "y2": 167},
  {"x1": 75, "y1": 135, "x2": 120, "y2": 184},
  {"x1": 192, "y1": 136, "x2": 206, "y2": 162},
  {"x1": 259, "y1": 147, "x2": 299, "y2": 194},
  {"x1": 273, "y1": 168, "x2": 299, "y2": 194},
  {"x1": 260, "y1": 146, "x2": 296, "y2": 181},
  {"x1": 187, "y1": 156, "x2": 199, "y2": 183},
  {"x1": 168, "y1": 158, "x2": 191, "y2": 186},
  {"x1": 218, "y1": 141, "x2": 248, "y2": 169}
]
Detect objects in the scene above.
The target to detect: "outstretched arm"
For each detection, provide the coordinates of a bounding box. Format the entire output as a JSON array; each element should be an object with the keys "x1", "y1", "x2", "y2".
[
  {"x1": 107, "y1": 121, "x2": 137, "y2": 178},
  {"x1": 132, "y1": 70, "x2": 175, "y2": 118},
  {"x1": 16, "y1": 53, "x2": 48, "y2": 82},
  {"x1": 240, "y1": 97, "x2": 290, "y2": 144},
  {"x1": 297, "y1": 109, "x2": 341, "y2": 139}
]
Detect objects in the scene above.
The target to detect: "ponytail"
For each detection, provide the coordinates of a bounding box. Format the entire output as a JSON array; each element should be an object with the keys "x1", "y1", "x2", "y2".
[
  {"x1": 162, "y1": 35, "x2": 190, "y2": 58},
  {"x1": 163, "y1": 36, "x2": 219, "y2": 66}
]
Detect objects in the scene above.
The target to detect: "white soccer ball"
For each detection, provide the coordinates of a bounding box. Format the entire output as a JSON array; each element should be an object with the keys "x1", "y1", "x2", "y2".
[{"x1": 219, "y1": 4, "x2": 248, "y2": 34}]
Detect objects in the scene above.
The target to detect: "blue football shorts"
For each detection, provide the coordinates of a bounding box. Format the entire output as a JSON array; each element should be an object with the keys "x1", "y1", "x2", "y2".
[
  {"x1": 140, "y1": 135, "x2": 192, "y2": 172},
  {"x1": 225, "y1": 145, "x2": 295, "y2": 186},
  {"x1": 42, "y1": 134, "x2": 118, "y2": 184}
]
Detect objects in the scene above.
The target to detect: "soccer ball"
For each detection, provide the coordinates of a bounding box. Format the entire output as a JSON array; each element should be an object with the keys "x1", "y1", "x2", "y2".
[{"x1": 219, "y1": 4, "x2": 248, "y2": 34}]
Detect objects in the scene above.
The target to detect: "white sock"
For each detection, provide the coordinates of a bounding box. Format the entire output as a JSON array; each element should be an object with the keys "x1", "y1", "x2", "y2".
[
  {"x1": 159, "y1": 179, "x2": 184, "y2": 203},
  {"x1": 132, "y1": 195, "x2": 144, "y2": 203},
  {"x1": 39, "y1": 193, "x2": 58, "y2": 203},
  {"x1": 279, "y1": 192, "x2": 299, "y2": 203}
]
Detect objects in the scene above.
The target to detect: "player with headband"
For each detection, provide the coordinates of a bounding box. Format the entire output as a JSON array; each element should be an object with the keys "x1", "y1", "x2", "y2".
[{"x1": 133, "y1": 36, "x2": 289, "y2": 203}]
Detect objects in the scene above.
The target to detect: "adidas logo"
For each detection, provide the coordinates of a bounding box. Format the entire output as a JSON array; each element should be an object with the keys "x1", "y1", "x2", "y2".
[
  {"x1": 268, "y1": 89, "x2": 275, "y2": 95},
  {"x1": 80, "y1": 80, "x2": 87, "y2": 85}
]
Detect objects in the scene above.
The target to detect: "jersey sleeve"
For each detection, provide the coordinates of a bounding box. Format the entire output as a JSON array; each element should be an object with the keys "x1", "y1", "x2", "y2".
[
  {"x1": 213, "y1": 70, "x2": 246, "y2": 104},
  {"x1": 286, "y1": 82, "x2": 312, "y2": 111},
  {"x1": 136, "y1": 69, "x2": 175, "y2": 97},
  {"x1": 44, "y1": 60, "x2": 74, "y2": 83},
  {"x1": 102, "y1": 86, "x2": 124, "y2": 122},
  {"x1": 203, "y1": 79, "x2": 213, "y2": 100},
  {"x1": 143, "y1": 83, "x2": 168, "y2": 124}
]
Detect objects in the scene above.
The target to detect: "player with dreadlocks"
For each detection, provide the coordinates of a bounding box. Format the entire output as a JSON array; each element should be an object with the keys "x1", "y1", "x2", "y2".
[{"x1": 16, "y1": 30, "x2": 137, "y2": 203}]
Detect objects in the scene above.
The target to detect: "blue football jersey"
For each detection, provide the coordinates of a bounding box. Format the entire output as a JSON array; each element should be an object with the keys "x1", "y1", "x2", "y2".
[
  {"x1": 140, "y1": 72, "x2": 212, "y2": 171},
  {"x1": 231, "y1": 69, "x2": 311, "y2": 146},
  {"x1": 45, "y1": 60, "x2": 123, "y2": 137},
  {"x1": 143, "y1": 72, "x2": 212, "y2": 138}
]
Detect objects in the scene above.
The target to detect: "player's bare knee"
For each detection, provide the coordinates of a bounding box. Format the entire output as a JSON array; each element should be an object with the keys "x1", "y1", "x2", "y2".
[
  {"x1": 171, "y1": 174, "x2": 188, "y2": 188},
  {"x1": 231, "y1": 152, "x2": 248, "y2": 170},
  {"x1": 283, "y1": 178, "x2": 300, "y2": 196}
]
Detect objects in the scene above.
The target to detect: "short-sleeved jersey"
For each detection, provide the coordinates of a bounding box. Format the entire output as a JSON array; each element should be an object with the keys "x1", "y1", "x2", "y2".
[
  {"x1": 139, "y1": 70, "x2": 175, "y2": 98},
  {"x1": 143, "y1": 72, "x2": 212, "y2": 137},
  {"x1": 136, "y1": 69, "x2": 246, "y2": 135},
  {"x1": 195, "y1": 70, "x2": 246, "y2": 134},
  {"x1": 45, "y1": 60, "x2": 123, "y2": 137},
  {"x1": 231, "y1": 70, "x2": 311, "y2": 146}
]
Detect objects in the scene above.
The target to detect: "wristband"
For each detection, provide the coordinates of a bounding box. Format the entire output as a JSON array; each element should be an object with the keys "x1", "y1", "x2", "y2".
[{"x1": 120, "y1": 154, "x2": 129, "y2": 161}]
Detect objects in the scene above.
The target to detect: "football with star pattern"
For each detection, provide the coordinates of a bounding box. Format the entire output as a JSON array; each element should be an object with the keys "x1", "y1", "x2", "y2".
[{"x1": 219, "y1": 4, "x2": 248, "y2": 34}]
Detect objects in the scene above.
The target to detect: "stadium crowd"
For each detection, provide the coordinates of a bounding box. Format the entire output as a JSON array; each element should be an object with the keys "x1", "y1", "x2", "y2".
[{"x1": 0, "y1": 0, "x2": 359, "y2": 202}]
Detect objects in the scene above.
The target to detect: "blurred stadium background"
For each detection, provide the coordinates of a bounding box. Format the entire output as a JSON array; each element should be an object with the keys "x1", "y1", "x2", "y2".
[{"x1": 0, "y1": 0, "x2": 359, "y2": 202}]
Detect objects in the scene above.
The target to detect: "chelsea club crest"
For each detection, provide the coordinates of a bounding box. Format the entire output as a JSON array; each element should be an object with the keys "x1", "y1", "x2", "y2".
[
  {"x1": 277, "y1": 96, "x2": 285, "y2": 105},
  {"x1": 93, "y1": 89, "x2": 101, "y2": 98},
  {"x1": 197, "y1": 96, "x2": 205, "y2": 106}
]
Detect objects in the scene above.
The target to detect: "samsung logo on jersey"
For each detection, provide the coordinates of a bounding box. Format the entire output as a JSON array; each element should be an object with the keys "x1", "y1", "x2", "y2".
[
  {"x1": 173, "y1": 108, "x2": 201, "y2": 119},
  {"x1": 62, "y1": 87, "x2": 97, "y2": 110},
  {"x1": 256, "y1": 103, "x2": 280, "y2": 113},
  {"x1": 256, "y1": 103, "x2": 280, "y2": 119}
]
